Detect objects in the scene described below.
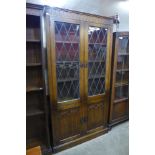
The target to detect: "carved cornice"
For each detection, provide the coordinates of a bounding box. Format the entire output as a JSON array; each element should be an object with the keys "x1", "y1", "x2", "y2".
[{"x1": 45, "y1": 6, "x2": 113, "y2": 26}]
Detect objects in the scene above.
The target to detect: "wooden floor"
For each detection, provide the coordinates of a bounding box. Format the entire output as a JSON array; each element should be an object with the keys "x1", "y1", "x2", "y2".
[{"x1": 27, "y1": 146, "x2": 42, "y2": 155}]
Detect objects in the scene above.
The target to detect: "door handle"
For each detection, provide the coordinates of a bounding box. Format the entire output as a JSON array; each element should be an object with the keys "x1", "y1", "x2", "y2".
[
  {"x1": 80, "y1": 63, "x2": 84, "y2": 68},
  {"x1": 84, "y1": 63, "x2": 88, "y2": 68},
  {"x1": 80, "y1": 117, "x2": 88, "y2": 124}
]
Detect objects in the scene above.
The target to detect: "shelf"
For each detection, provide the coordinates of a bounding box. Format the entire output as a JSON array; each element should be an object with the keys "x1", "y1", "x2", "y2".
[
  {"x1": 27, "y1": 110, "x2": 44, "y2": 117},
  {"x1": 56, "y1": 41, "x2": 79, "y2": 44},
  {"x1": 118, "y1": 53, "x2": 129, "y2": 56},
  {"x1": 26, "y1": 63, "x2": 42, "y2": 67},
  {"x1": 26, "y1": 39, "x2": 41, "y2": 43},
  {"x1": 89, "y1": 75, "x2": 105, "y2": 79},
  {"x1": 57, "y1": 78, "x2": 79, "y2": 82},
  {"x1": 26, "y1": 87, "x2": 43, "y2": 92},
  {"x1": 114, "y1": 97, "x2": 128, "y2": 103},
  {"x1": 115, "y1": 81, "x2": 129, "y2": 87},
  {"x1": 89, "y1": 43, "x2": 107, "y2": 46},
  {"x1": 57, "y1": 61, "x2": 79, "y2": 64},
  {"x1": 116, "y1": 68, "x2": 129, "y2": 72},
  {"x1": 88, "y1": 60, "x2": 105, "y2": 63}
]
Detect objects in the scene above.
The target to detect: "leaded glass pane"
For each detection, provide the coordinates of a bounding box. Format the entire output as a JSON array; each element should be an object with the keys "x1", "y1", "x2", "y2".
[
  {"x1": 55, "y1": 21, "x2": 80, "y2": 102},
  {"x1": 88, "y1": 27, "x2": 107, "y2": 96},
  {"x1": 117, "y1": 55, "x2": 129, "y2": 70}
]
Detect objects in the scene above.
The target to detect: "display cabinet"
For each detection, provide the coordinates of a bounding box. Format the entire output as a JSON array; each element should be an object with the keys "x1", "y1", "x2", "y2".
[
  {"x1": 109, "y1": 32, "x2": 129, "y2": 127},
  {"x1": 45, "y1": 7, "x2": 113, "y2": 152},
  {"x1": 26, "y1": 4, "x2": 51, "y2": 152}
]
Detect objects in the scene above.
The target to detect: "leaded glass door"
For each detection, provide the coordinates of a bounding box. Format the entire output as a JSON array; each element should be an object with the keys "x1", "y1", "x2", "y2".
[
  {"x1": 109, "y1": 32, "x2": 129, "y2": 126},
  {"x1": 47, "y1": 16, "x2": 85, "y2": 143},
  {"x1": 84, "y1": 22, "x2": 112, "y2": 132}
]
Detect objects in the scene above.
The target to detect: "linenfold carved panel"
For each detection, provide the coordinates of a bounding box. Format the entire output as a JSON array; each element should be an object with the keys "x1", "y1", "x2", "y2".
[
  {"x1": 58, "y1": 108, "x2": 80, "y2": 140},
  {"x1": 87, "y1": 103, "x2": 104, "y2": 130}
]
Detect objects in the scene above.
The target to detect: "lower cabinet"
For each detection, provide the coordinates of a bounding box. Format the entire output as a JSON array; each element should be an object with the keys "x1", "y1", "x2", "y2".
[
  {"x1": 45, "y1": 7, "x2": 113, "y2": 152},
  {"x1": 109, "y1": 32, "x2": 129, "y2": 127}
]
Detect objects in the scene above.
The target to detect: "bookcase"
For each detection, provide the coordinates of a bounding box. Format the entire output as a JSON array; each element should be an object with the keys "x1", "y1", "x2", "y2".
[
  {"x1": 26, "y1": 4, "x2": 50, "y2": 151},
  {"x1": 45, "y1": 7, "x2": 113, "y2": 152},
  {"x1": 109, "y1": 32, "x2": 129, "y2": 127},
  {"x1": 26, "y1": 3, "x2": 129, "y2": 153}
]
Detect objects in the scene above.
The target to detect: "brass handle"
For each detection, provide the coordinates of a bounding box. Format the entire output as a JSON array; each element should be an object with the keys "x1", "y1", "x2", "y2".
[
  {"x1": 80, "y1": 63, "x2": 84, "y2": 68},
  {"x1": 85, "y1": 63, "x2": 88, "y2": 68}
]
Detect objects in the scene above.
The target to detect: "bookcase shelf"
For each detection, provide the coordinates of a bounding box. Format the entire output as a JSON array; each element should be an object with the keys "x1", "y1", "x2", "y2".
[
  {"x1": 27, "y1": 110, "x2": 44, "y2": 117},
  {"x1": 26, "y1": 63, "x2": 42, "y2": 67},
  {"x1": 114, "y1": 97, "x2": 128, "y2": 104},
  {"x1": 115, "y1": 81, "x2": 129, "y2": 87},
  {"x1": 26, "y1": 39, "x2": 41, "y2": 43},
  {"x1": 116, "y1": 68, "x2": 129, "y2": 72},
  {"x1": 26, "y1": 87, "x2": 43, "y2": 93}
]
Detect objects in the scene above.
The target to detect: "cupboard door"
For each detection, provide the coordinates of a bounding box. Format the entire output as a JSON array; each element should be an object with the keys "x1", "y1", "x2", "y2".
[
  {"x1": 110, "y1": 32, "x2": 129, "y2": 125},
  {"x1": 114, "y1": 35, "x2": 129, "y2": 102},
  {"x1": 85, "y1": 23, "x2": 112, "y2": 132},
  {"x1": 47, "y1": 16, "x2": 85, "y2": 145}
]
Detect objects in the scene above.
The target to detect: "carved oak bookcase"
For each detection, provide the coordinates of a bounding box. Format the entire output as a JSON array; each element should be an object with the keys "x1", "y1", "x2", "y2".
[
  {"x1": 109, "y1": 32, "x2": 129, "y2": 127},
  {"x1": 45, "y1": 7, "x2": 113, "y2": 152}
]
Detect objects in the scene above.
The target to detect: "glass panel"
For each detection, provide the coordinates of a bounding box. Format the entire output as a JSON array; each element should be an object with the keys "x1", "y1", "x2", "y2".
[
  {"x1": 88, "y1": 26, "x2": 107, "y2": 96},
  {"x1": 118, "y1": 36, "x2": 129, "y2": 54},
  {"x1": 55, "y1": 21, "x2": 80, "y2": 102},
  {"x1": 115, "y1": 85, "x2": 128, "y2": 100},
  {"x1": 116, "y1": 71, "x2": 129, "y2": 84},
  {"x1": 117, "y1": 55, "x2": 129, "y2": 70}
]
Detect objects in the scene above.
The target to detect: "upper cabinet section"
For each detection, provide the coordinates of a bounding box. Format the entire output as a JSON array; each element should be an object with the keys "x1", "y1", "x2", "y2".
[{"x1": 45, "y1": 6, "x2": 113, "y2": 106}]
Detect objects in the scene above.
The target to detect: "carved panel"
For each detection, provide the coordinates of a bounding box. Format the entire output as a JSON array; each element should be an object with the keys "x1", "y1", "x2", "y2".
[
  {"x1": 112, "y1": 101, "x2": 128, "y2": 120},
  {"x1": 87, "y1": 103, "x2": 104, "y2": 130},
  {"x1": 58, "y1": 108, "x2": 80, "y2": 141}
]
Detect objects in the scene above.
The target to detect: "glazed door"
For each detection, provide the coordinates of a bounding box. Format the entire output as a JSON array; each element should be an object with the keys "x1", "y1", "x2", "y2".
[
  {"x1": 110, "y1": 32, "x2": 129, "y2": 124},
  {"x1": 84, "y1": 23, "x2": 112, "y2": 133},
  {"x1": 46, "y1": 15, "x2": 85, "y2": 146}
]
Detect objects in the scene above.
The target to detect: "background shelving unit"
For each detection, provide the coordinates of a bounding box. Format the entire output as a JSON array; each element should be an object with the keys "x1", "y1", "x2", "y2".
[
  {"x1": 26, "y1": 4, "x2": 51, "y2": 152},
  {"x1": 109, "y1": 32, "x2": 129, "y2": 127}
]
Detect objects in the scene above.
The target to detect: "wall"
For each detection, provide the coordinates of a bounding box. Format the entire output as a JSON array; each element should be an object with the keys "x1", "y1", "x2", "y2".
[{"x1": 26, "y1": 0, "x2": 129, "y2": 31}]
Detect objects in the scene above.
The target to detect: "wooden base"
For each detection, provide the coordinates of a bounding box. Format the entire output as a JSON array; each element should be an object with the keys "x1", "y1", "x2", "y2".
[
  {"x1": 53, "y1": 127, "x2": 109, "y2": 153},
  {"x1": 108, "y1": 116, "x2": 129, "y2": 128}
]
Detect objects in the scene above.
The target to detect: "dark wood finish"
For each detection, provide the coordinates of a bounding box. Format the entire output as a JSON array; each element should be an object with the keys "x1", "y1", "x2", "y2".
[
  {"x1": 26, "y1": 4, "x2": 51, "y2": 151},
  {"x1": 109, "y1": 32, "x2": 129, "y2": 127},
  {"x1": 45, "y1": 6, "x2": 113, "y2": 152}
]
